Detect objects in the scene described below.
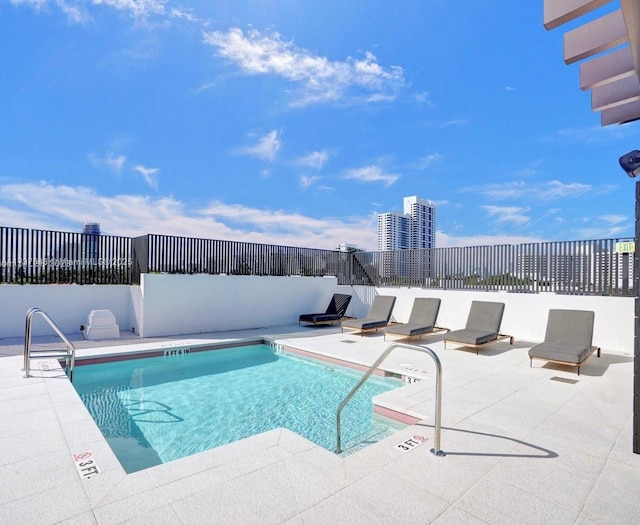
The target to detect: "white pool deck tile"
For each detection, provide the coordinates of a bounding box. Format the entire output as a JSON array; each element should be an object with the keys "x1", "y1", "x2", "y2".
[{"x1": 0, "y1": 323, "x2": 638, "y2": 524}]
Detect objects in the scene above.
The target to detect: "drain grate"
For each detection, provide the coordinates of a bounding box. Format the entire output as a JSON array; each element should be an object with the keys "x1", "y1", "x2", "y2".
[
  {"x1": 550, "y1": 376, "x2": 578, "y2": 384},
  {"x1": 340, "y1": 339, "x2": 358, "y2": 344}
]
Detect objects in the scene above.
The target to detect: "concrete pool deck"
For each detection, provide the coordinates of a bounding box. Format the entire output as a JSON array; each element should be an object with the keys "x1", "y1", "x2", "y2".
[{"x1": 0, "y1": 324, "x2": 638, "y2": 524}]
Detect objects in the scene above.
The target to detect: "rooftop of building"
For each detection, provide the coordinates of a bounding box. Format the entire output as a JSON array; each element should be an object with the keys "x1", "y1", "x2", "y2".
[{"x1": 1, "y1": 308, "x2": 638, "y2": 524}]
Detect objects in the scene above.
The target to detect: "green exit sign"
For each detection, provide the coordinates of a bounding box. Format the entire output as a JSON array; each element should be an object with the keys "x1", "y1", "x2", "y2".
[{"x1": 615, "y1": 241, "x2": 635, "y2": 253}]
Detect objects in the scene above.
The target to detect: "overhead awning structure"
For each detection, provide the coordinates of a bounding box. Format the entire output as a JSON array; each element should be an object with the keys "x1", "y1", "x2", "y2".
[{"x1": 544, "y1": 0, "x2": 640, "y2": 125}]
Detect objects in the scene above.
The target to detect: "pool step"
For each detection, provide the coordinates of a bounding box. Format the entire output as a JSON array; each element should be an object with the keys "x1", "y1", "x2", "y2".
[{"x1": 28, "y1": 349, "x2": 71, "y2": 360}]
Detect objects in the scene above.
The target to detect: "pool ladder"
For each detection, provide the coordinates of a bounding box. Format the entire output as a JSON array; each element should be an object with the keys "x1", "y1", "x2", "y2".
[
  {"x1": 23, "y1": 307, "x2": 76, "y2": 382},
  {"x1": 336, "y1": 342, "x2": 444, "y2": 456}
]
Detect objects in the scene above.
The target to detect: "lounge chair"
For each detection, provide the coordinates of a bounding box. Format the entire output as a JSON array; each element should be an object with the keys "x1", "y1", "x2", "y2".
[
  {"x1": 444, "y1": 300, "x2": 513, "y2": 354},
  {"x1": 298, "y1": 293, "x2": 352, "y2": 326},
  {"x1": 528, "y1": 309, "x2": 600, "y2": 375},
  {"x1": 341, "y1": 295, "x2": 396, "y2": 336},
  {"x1": 383, "y1": 297, "x2": 449, "y2": 341}
]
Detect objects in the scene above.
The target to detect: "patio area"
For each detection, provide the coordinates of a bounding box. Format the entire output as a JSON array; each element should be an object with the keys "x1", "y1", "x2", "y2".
[{"x1": 0, "y1": 321, "x2": 637, "y2": 524}]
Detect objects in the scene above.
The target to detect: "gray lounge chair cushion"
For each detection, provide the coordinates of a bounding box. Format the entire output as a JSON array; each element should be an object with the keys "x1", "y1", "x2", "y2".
[
  {"x1": 445, "y1": 301, "x2": 505, "y2": 346},
  {"x1": 528, "y1": 309, "x2": 595, "y2": 363},
  {"x1": 342, "y1": 295, "x2": 396, "y2": 331},
  {"x1": 465, "y1": 301, "x2": 505, "y2": 332},
  {"x1": 342, "y1": 317, "x2": 389, "y2": 331},
  {"x1": 444, "y1": 328, "x2": 498, "y2": 346},
  {"x1": 384, "y1": 298, "x2": 440, "y2": 337},
  {"x1": 527, "y1": 342, "x2": 592, "y2": 364},
  {"x1": 383, "y1": 323, "x2": 433, "y2": 337}
]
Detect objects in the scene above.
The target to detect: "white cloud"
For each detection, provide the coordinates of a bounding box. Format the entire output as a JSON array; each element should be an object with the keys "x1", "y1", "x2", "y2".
[
  {"x1": 416, "y1": 152, "x2": 443, "y2": 170},
  {"x1": 132, "y1": 164, "x2": 159, "y2": 189},
  {"x1": 1, "y1": 181, "x2": 628, "y2": 254},
  {"x1": 56, "y1": 0, "x2": 91, "y2": 23},
  {"x1": 482, "y1": 205, "x2": 530, "y2": 225},
  {"x1": 440, "y1": 118, "x2": 468, "y2": 128},
  {"x1": 344, "y1": 165, "x2": 399, "y2": 187},
  {"x1": 107, "y1": 152, "x2": 126, "y2": 172},
  {"x1": 414, "y1": 91, "x2": 434, "y2": 107},
  {"x1": 300, "y1": 175, "x2": 321, "y2": 190},
  {"x1": 477, "y1": 181, "x2": 527, "y2": 200},
  {"x1": 549, "y1": 124, "x2": 636, "y2": 144},
  {"x1": 542, "y1": 180, "x2": 591, "y2": 199},
  {"x1": 241, "y1": 130, "x2": 281, "y2": 162},
  {"x1": 574, "y1": 214, "x2": 631, "y2": 238},
  {"x1": 11, "y1": 6, "x2": 403, "y2": 108},
  {"x1": 168, "y1": 6, "x2": 201, "y2": 24},
  {"x1": 92, "y1": 0, "x2": 167, "y2": 18},
  {"x1": 601, "y1": 214, "x2": 626, "y2": 225},
  {"x1": 90, "y1": 152, "x2": 127, "y2": 173},
  {"x1": 9, "y1": 0, "x2": 50, "y2": 9},
  {"x1": 9, "y1": 0, "x2": 169, "y2": 23},
  {"x1": 0, "y1": 181, "x2": 378, "y2": 250},
  {"x1": 574, "y1": 225, "x2": 628, "y2": 238},
  {"x1": 465, "y1": 180, "x2": 593, "y2": 201},
  {"x1": 296, "y1": 150, "x2": 329, "y2": 170},
  {"x1": 203, "y1": 28, "x2": 405, "y2": 106}
]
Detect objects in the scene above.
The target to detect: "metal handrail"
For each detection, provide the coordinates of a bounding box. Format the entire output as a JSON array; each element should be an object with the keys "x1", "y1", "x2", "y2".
[
  {"x1": 24, "y1": 307, "x2": 76, "y2": 381},
  {"x1": 336, "y1": 342, "x2": 444, "y2": 456}
]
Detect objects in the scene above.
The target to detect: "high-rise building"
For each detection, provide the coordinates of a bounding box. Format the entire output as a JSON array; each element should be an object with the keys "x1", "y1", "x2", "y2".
[
  {"x1": 377, "y1": 196, "x2": 435, "y2": 250},
  {"x1": 377, "y1": 212, "x2": 409, "y2": 251},
  {"x1": 81, "y1": 222, "x2": 101, "y2": 263},
  {"x1": 82, "y1": 222, "x2": 101, "y2": 236}
]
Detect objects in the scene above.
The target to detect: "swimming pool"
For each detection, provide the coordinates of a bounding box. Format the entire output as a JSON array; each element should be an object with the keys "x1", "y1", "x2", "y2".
[{"x1": 72, "y1": 343, "x2": 404, "y2": 473}]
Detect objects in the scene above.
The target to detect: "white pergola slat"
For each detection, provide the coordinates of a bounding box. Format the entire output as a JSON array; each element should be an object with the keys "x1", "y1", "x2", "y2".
[
  {"x1": 545, "y1": 0, "x2": 640, "y2": 125},
  {"x1": 544, "y1": 0, "x2": 613, "y2": 30},
  {"x1": 564, "y1": 10, "x2": 628, "y2": 64},
  {"x1": 591, "y1": 74, "x2": 640, "y2": 110},
  {"x1": 600, "y1": 98, "x2": 640, "y2": 124},
  {"x1": 580, "y1": 46, "x2": 635, "y2": 89}
]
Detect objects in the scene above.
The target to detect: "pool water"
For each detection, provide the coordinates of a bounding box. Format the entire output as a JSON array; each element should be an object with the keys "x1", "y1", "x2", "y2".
[{"x1": 72, "y1": 344, "x2": 404, "y2": 473}]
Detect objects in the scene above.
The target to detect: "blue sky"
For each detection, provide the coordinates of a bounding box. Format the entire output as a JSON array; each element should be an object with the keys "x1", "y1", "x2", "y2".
[{"x1": 1, "y1": 0, "x2": 638, "y2": 251}]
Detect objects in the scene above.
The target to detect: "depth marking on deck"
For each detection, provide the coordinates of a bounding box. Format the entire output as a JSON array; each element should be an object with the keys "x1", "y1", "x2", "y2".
[
  {"x1": 72, "y1": 451, "x2": 101, "y2": 480},
  {"x1": 395, "y1": 434, "x2": 428, "y2": 451}
]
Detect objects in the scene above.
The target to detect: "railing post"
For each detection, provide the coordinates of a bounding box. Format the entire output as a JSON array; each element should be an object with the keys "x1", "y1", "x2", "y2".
[
  {"x1": 131, "y1": 235, "x2": 149, "y2": 285},
  {"x1": 634, "y1": 181, "x2": 640, "y2": 454}
]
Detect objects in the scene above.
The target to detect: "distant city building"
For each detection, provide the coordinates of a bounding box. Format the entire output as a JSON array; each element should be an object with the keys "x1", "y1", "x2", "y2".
[
  {"x1": 336, "y1": 243, "x2": 364, "y2": 253},
  {"x1": 377, "y1": 196, "x2": 436, "y2": 280},
  {"x1": 517, "y1": 246, "x2": 634, "y2": 292},
  {"x1": 82, "y1": 222, "x2": 101, "y2": 236},
  {"x1": 377, "y1": 196, "x2": 436, "y2": 250},
  {"x1": 377, "y1": 212, "x2": 409, "y2": 251},
  {"x1": 82, "y1": 222, "x2": 101, "y2": 263}
]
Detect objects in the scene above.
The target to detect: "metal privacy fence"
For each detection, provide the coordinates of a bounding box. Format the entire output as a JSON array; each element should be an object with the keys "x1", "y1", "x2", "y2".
[
  {"x1": 0, "y1": 226, "x2": 131, "y2": 284},
  {"x1": 1, "y1": 226, "x2": 635, "y2": 296},
  {"x1": 131, "y1": 234, "x2": 352, "y2": 285},
  {"x1": 351, "y1": 238, "x2": 635, "y2": 295}
]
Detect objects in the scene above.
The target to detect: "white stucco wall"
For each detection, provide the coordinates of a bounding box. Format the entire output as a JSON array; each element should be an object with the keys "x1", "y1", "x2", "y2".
[
  {"x1": 0, "y1": 285, "x2": 131, "y2": 338},
  {"x1": 0, "y1": 279, "x2": 632, "y2": 352},
  {"x1": 346, "y1": 286, "x2": 633, "y2": 353},
  {"x1": 135, "y1": 274, "x2": 353, "y2": 337}
]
